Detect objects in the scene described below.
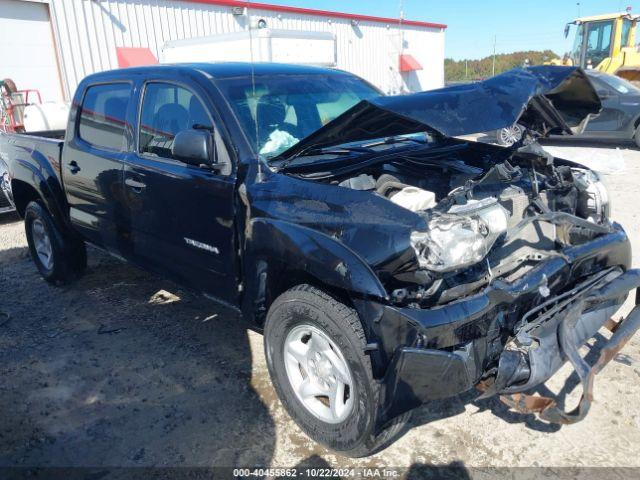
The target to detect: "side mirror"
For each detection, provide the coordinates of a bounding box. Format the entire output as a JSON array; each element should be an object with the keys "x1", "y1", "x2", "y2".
[
  {"x1": 171, "y1": 129, "x2": 214, "y2": 167},
  {"x1": 564, "y1": 24, "x2": 570, "y2": 38}
]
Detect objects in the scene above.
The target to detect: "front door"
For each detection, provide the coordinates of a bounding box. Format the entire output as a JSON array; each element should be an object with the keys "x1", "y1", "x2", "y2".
[{"x1": 123, "y1": 81, "x2": 238, "y2": 304}]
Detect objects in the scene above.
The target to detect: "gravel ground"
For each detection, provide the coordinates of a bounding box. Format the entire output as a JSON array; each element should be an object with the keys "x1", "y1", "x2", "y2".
[{"x1": 0, "y1": 141, "x2": 639, "y2": 475}]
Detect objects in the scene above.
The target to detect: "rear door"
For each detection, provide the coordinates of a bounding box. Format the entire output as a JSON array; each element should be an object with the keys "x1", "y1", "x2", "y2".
[
  {"x1": 63, "y1": 82, "x2": 132, "y2": 251},
  {"x1": 123, "y1": 80, "x2": 238, "y2": 303}
]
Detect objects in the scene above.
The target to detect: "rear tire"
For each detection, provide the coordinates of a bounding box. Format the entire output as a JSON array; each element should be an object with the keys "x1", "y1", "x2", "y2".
[
  {"x1": 264, "y1": 284, "x2": 407, "y2": 457},
  {"x1": 24, "y1": 201, "x2": 86, "y2": 284}
]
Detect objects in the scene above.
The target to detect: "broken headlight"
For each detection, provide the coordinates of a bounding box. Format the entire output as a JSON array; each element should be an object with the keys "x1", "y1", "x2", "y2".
[
  {"x1": 410, "y1": 199, "x2": 509, "y2": 273},
  {"x1": 574, "y1": 169, "x2": 611, "y2": 223}
]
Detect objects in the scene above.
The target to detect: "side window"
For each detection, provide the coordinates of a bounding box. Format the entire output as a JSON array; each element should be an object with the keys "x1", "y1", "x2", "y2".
[
  {"x1": 621, "y1": 19, "x2": 633, "y2": 49},
  {"x1": 591, "y1": 76, "x2": 610, "y2": 95},
  {"x1": 78, "y1": 83, "x2": 131, "y2": 151},
  {"x1": 139, "y1": 82, "x2": 213, "y2": 160}
]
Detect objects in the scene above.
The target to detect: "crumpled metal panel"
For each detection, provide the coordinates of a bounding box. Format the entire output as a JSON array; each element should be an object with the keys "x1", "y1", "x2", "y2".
[
  {"x1": 278, "y1": 66, "x2": 601, "y2": 160},
  {"x1": 245, "y1": 167, "x2": 425, "y2": 271}
]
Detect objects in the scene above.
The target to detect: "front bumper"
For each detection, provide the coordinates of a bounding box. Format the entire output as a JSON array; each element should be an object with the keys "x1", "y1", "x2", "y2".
[{"x1": 369, "y1": 224, "x2": 639, "y2": 424}]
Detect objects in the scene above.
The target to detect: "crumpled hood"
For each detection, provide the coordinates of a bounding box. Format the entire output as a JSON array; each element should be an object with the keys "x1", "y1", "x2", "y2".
[
  {"x1": 277, "y1": 66, "x2": 601, "y2": 160},
  {"x1": 248, "y1": 170, "x2": 424, "y2": 272}
]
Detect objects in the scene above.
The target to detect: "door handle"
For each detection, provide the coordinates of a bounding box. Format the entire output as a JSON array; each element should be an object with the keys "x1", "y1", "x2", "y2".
[
  {"x1": 67, "y1": 161, "x2": 80, "y2": 174},
  {"x1": 125, "y1": 177, "x2": 146, "y2": 192}
]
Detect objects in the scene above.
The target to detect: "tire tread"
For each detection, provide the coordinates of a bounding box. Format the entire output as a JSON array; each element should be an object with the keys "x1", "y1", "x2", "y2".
[
  {"x1": 24, "y1": 201, "x2": 85, "y2": 284},
  {"x1": 265, "y1": 284, "x2": 408, "y2": 458}
]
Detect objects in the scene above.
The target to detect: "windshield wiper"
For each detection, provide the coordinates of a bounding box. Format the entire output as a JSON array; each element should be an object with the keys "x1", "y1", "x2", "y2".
[
  {"x1": 360, "y1": 136, "x2": 428, "y2": 148},
  {"x1": 276, "y1": 136, "x2": 428, "y2": 170},
  {"x1": 275, "y1": 145, "x2": 374, "y2": 170}
]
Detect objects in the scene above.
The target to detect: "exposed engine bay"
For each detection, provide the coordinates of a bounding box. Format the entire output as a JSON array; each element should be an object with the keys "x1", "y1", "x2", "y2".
[{"x1": 285, "y1": 141, "x2": 612, "y2": 308}]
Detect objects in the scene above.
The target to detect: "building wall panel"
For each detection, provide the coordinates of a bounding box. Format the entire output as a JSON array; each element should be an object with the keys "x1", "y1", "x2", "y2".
[{"x1": 45, "y1": 0, "x2": 444, "y2": 99}]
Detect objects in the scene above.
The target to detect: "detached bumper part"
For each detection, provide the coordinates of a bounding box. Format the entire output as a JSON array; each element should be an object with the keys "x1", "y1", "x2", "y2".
[
  {"x1": 381, "y1": 342, "x2": 479, "y2": 421},
  {"x1": 492, "y1": 268, "x2": 640, "y2": 425},
  {"x1": 376, "y1": 268, "x2": 639, "y2": 428}
]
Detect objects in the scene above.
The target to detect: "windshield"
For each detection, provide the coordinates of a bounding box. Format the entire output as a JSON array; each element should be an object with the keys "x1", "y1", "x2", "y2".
[
  {"x1": 216, "y1": 73, "x2": 380, "y2": 158},
  {"x1": 585, "y1": 20, "x2": 614, "y2": 67},
  {"x1": 598, "y1": 73, "x2": 640, "y2": 94}
]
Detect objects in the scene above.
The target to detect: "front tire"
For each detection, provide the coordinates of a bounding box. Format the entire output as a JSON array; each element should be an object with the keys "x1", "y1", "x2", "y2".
[
  {"x1": 264, "y1": 284, "x2": 406, "y2": 457},
  {"x1": 24, "y1": 201, "x2": 86, "y2": 284}
]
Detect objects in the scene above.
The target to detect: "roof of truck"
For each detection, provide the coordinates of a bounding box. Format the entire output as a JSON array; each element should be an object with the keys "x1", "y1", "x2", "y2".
[
  {"x1": 84, "y1": 62, "x2": 352, "y2": 83},
  {"x1": 193, "y1": 62, "x2": 352, "y2": 78}
]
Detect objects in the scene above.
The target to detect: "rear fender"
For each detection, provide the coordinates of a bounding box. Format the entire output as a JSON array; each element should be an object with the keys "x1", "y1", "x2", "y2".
[{"x1": 10, "y1": 149, "x2": 68, "y2": 230}]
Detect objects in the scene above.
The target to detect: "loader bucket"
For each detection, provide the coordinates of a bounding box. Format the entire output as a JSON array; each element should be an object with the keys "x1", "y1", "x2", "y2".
[{"x1": 615, "y1": 68, "x2": 640, "y2": 87}]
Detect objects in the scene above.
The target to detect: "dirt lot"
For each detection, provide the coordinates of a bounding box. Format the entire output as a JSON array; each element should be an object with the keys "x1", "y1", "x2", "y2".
[{"x1": 1, "y1": 140, "x2": 639, "y2": 474}]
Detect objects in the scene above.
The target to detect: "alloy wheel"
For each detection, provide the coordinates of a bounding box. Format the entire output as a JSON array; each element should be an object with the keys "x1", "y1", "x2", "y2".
[
  {"x1": 31, "y1": 218, "x2": 53, "y2": 270},
  {"x1": 283, "y1": 324, "x2": 355, "y2": 424}
]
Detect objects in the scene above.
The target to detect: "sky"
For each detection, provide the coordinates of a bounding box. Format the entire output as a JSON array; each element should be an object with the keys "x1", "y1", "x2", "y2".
[{"x1": 260, "y1": 0, "x2": 639, "y2": 60}]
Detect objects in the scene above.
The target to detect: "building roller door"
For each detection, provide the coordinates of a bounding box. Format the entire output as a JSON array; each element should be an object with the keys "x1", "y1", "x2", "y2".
[{"x1": 0, "y1": 0, "x2": 62, "y2": 102}]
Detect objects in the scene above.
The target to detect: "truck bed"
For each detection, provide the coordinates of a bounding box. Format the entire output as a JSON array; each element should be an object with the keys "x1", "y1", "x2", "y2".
[
  {"x1": 14, "y1": 129, "x2": 66, "y2": 140},
  {"x1": 0, "y1": 130, "x2": 66, "y2": 187}
]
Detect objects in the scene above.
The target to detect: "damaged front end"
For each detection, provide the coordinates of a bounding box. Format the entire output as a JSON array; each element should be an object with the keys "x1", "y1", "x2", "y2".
[
  {"x1": 484, "y1": 268, "x2": 640, "y2": 424},
  {"x1": 366, "y1": 227, "x2": 638, "y2": 426},
  {"x1": 258, "y1": 66, "x2": 639, "y2": 427}
]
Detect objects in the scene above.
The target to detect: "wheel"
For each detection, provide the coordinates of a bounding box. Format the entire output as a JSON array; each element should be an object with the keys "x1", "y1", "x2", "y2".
[
  {"x1": 497, "y1": 124, "x2": 524, "y2": 146},
  {"x1": 24, "y1": 201, "x2": 86, "y2": 284},
  {"x1": 264, "y1": 284, "x2": 407, "y2": 457},
  {"x1": 634, "y1": 126, "x2": 640, "y2": 148}
]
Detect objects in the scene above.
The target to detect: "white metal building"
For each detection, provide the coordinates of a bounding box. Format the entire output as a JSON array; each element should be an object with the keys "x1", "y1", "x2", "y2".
[{"x1": 0, "y1": 0, "x2": 447, "y2": 102}]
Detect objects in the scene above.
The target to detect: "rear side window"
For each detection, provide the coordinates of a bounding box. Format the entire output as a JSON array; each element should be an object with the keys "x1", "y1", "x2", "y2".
[
  {"x1": 78, "y1": 83, "x2": 131, "y2": 151},
  {"x1": 139, "y1": 82, "x2": 212, "y2": 160}
]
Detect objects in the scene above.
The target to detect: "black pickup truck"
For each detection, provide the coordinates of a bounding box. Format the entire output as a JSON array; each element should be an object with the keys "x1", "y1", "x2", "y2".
[{"x1": 1, "y1": 63, "x2": 639, "y2": 457}]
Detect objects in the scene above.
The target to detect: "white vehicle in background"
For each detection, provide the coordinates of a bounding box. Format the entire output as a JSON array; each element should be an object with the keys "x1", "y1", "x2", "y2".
[{"x1": 160, "y1": 29, "x2": 337, "y2": 67}]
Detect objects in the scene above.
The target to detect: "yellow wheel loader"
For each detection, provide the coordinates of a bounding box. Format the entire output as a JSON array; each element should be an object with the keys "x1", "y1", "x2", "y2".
[{"x1": 551, "y1": 12, "x2": 640, "y2": 85}]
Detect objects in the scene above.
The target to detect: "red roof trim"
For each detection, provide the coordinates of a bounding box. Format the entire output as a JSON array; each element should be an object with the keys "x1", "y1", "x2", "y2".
[{"x1": 182, "y1": 0, "x2": 447, "y2": 29}]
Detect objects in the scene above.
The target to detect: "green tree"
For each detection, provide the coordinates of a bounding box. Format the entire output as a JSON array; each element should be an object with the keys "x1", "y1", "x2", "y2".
[{"x1": 445, "y1": 50, "x2": 560, "y2": 83}]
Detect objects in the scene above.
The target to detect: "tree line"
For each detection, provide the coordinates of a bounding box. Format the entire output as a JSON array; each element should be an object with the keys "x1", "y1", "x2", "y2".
[{"x1": 445, "y1": 50, "x2": 560, "y2": 82}]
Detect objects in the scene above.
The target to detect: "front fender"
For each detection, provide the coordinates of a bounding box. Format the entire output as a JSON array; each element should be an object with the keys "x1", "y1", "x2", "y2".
[{"x1": 242, "y1": 218, "x2": 388, "y2": 322}]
